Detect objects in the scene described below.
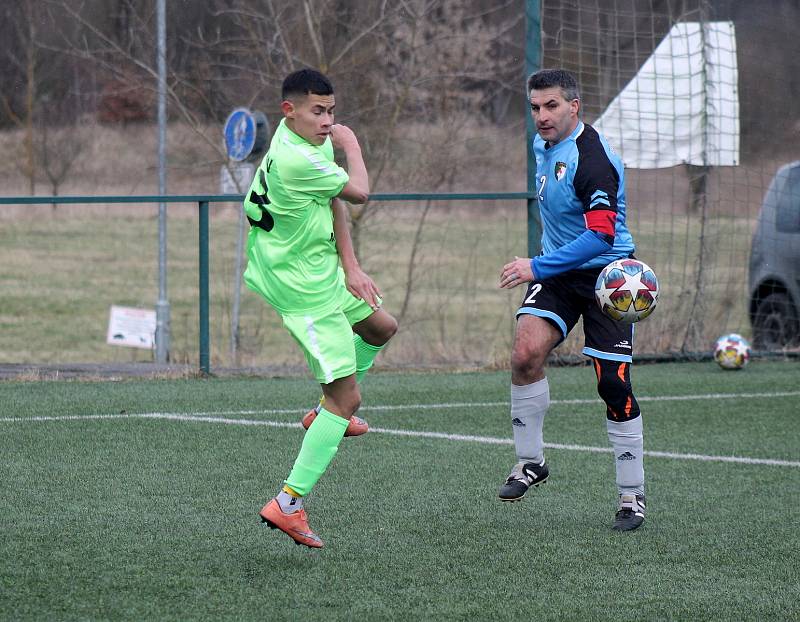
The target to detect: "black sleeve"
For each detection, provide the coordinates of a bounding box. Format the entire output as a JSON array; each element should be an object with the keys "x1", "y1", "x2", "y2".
[{"x1": 573, "y1": 130, "x2": 619, "y2": 215}]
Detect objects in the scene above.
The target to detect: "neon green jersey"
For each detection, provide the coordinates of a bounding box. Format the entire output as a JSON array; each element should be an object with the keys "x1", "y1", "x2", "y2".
[{"x1": 243, "y1": 118, "x2": 349, "y2": 314}]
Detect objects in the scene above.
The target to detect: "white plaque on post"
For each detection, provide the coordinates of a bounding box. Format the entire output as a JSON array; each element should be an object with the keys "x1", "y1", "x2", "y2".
[{"x1": 107, "y1": 306, "x2": 157, "y2": 349}]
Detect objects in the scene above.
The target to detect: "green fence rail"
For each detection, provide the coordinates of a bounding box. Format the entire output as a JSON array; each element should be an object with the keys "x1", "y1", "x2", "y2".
[{"x1": 0, "y1": 192, "x2": 535, "y2": 375}]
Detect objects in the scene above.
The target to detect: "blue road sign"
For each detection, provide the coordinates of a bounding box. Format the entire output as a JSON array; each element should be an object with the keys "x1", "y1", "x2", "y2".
[{"x1": 223, "y1": 108, "x2": 256, "y2": 161}]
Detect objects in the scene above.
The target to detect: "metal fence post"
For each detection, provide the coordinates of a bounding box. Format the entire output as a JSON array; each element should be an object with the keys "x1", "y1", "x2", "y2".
[
  {"x1": 526, "y1": 0, "x2": 543, "y2": 258},
  {"x1": 0, "y1": 193, "x2": 536, "y2": 373},
  {"x1": 155, "y1": 0, "x2": 170, "y2": 364},
  {"x1": 199, "y1": 200, "x2": 210, "y2": 376}
]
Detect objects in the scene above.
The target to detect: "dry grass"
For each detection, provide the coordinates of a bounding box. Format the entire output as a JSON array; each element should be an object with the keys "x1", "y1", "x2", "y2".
[{"x1": 0, "y1": 121, "x2": 786, "y2": 368}]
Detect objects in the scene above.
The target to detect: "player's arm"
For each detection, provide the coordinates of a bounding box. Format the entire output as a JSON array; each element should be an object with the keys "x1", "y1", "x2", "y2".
[
  {"x1": 330, "y1": 124, "x2": 369, "y2": 204},
  {"x1": 331, "y1": 197, "x2": 381, "y2": 309},
  {"x1": 502, "y1": 148, "x2": 618, "y2": 288},
  {"x1": 530, "y1": 147, "x2": 618, "y2": 280}
]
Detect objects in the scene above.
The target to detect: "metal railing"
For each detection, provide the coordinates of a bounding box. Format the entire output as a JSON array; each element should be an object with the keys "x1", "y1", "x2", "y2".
[{"x1": 0, "y1": 192, "x2": 535, "y2": 375}]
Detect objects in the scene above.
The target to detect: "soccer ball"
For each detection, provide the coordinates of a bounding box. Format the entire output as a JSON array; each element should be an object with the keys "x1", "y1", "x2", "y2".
[
  {"x1": 594, "y1": 259, "x2": 659, "y2": 324},
  {"x1": 714, "y1": 333, "x2": 751, "y2": 370}
]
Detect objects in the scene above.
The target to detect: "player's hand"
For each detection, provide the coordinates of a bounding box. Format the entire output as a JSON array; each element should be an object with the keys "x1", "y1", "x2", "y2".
[
  {"x1": 500, "y1": 256, "x2": 534, "y2": 289},
  {"x1": 344, "y1": 265, "x2": 381, "y2": 310},
  {"x1": 330, "y1": 124, "x2": 360, "y2": 151}
]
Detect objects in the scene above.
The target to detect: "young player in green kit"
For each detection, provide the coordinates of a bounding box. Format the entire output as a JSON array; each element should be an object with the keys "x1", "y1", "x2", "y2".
[{"x1": 244, "y1": 69, "x2": 397, "y2": 548}]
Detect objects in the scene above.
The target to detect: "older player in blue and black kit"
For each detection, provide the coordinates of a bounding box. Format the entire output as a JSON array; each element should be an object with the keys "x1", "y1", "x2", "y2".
[{"x1": 498, "y1": 69, "x2": 646, "y2": 531}]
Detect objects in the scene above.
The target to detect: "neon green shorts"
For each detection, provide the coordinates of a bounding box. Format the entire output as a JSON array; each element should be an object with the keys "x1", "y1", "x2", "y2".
[{"x1": 281, "y1": 286, "x2": 376, "y2": 384}]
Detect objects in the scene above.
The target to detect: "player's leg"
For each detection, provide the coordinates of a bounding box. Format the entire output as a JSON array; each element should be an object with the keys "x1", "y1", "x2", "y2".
[
  {"x1": 499, "y1": 276, "x2": 577, "y2": 502},
  {"x1": 351, "y1": 307, "x2": 397, "y2": 380},
  {"x1": 262, "y1": 395, "x2": 353, "y2": 547},
  {"x1": 301, "y1": 378, "x2": 370, "y2": 437},
  {"x1": 281, "y1": 375, "x2": 360, "y2": 501},
  {"x1": 584, "y1": 306, "x2": 645, "y2": 531},
  {"x1": 303, "y1": 290, "x2": 398, "y2": 434},
  {"x1": 260, "y1": 310, "x2": 359, "y2": 547}
]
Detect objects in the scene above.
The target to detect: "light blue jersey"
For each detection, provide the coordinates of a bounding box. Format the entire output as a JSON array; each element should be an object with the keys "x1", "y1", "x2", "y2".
[{"x1": 532, "y1": 121, "x2": 635, "y2": 277}]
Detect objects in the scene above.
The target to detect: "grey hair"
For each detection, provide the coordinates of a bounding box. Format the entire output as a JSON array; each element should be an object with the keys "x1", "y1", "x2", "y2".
[{"x1": 527, "y1": 69, "x2": 580, "y2": 102}]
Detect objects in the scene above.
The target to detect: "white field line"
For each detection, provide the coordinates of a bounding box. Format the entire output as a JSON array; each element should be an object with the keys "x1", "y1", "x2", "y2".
[
  {"x1": 353, "y1": 390, "x2": 800, "y2": 411},
  {"x1": 1, "y1": 405, "x2": 798, "y2": 468},
  {"x1": 2, "y1": 388, "x2": 792, "y2": 424}
]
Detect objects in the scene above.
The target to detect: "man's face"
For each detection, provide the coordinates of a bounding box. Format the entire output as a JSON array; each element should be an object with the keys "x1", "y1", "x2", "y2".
[
  {"x1": 283, "y1": 93, "x2": 335, "y2": 145},
  {"x1": 530, "y1": 86, "x2": 579, "y2": 145}
]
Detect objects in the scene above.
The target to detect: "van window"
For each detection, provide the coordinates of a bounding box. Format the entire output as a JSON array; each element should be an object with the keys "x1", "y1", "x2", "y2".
[{"x1": 776, "y1": 166, "x2": 800, "y2": 233}]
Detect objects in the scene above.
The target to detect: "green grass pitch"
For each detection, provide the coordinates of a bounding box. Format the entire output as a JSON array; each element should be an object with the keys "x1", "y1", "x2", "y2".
[{"x1": 1, "y1": 361, "x2": 798, "y2": 621}]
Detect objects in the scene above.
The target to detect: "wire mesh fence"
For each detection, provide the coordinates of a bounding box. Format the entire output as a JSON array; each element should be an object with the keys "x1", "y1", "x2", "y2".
[{"x1": 1, "y1": 0, "x2": 798, "y2": 372}]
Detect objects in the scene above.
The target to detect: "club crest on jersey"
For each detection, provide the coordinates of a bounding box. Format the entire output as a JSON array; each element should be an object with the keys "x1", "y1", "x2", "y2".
[{"x1": 555, "y1": 161, "x2": 567, "y2": 181}]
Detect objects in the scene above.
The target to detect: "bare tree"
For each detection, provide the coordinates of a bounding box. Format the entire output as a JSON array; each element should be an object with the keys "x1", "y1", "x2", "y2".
[
  {"x1": 188, "y1": 0, "x2": 522, "y2": 244},
  {"x1": 35, "y1": 0, "x2": 524, "y2": 363},
  {"x1": 1, "y1": 1, "x2": 97, "y2": 195},
  {"x1": 1, "y1": 0, "x2": 41, "y2": 194},
  {"x1": 34, "y1": 99, "x2": 89, "y2": 208}
]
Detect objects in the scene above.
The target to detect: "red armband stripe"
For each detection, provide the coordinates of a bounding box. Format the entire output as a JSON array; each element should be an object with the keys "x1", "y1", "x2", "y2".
[{"x1": 585, "y1": 209, "x2": 616, "y2": 237}]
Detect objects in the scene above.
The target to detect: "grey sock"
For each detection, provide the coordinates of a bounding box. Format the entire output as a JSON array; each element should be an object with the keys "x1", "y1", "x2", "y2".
[
  {"x1": 276, "y1": 490, "x2": 303, "y2": 514},
  {"x1": 607, "y1": 417, "x2": 645, "y2": 497},
  {"x1": 510, "y1": 378, "x2": 550, "y2": 464}
]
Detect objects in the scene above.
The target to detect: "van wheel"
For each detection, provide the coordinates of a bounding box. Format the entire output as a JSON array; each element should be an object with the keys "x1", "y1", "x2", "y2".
[{"x1": 752, "y1": 292, "x2": 799, "y2": 349}]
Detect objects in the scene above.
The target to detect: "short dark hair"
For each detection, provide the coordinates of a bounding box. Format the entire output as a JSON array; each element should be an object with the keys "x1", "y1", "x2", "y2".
[
  {"x1": 527, "y1": 69, "x2": 580, "y2": 102},
  {"x1": 282, "y1": 68, "x2": 334, "y2": 100}
]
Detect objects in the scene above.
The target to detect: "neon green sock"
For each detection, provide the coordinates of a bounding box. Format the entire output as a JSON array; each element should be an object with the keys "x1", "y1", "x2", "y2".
[
  {"x1": 354, "y1": 333, "x2": 384, "y2": 382},
  {"x1": 284, "y1": 407, "x2": 348, "y2": 496}
]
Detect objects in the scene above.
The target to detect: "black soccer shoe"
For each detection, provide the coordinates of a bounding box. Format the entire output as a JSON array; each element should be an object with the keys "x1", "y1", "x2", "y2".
[
  {"x1": 498, "y1": 460, "x2": 549, "y2": 502},
  {"x1": 612, "y1": 494, "x2": 646, "y2": 531}
]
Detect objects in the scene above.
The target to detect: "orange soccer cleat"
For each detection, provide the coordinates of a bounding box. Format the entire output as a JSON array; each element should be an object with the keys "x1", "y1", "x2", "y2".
[
  {"x1": 301, "y1": 407, "x2": 369, "y2": 437},
  {"x1": 259, "y1": 498, "x2": 323, "y2": 548}
]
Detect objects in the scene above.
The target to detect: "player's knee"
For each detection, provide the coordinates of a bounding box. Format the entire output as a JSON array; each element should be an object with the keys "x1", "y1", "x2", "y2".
[
  {"x1": 594, "y1": 359, "x2": 640, "y2": 421},
  {"x1": 597, "y1": 377, "x2": 640, "y2": 421},
  {"x1": 381, "y1": 314, "x2": 398, "y2": 342},
  {"x1": 359, "y1": 311, "x2": 397, "y2": 346},
  {"x1": 325, "y1": 378, "x2": 362, "y2": 417},
  {"x1": 596, "y1": 373, "x2": 623, "y2": 405},
  {"x1": 511, "y1": 340, "x2": 545, "y2": 377}
]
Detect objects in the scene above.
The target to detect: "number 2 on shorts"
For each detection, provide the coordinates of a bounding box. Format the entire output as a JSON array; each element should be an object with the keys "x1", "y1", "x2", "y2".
[{"x1": 524, "y1": 283, "x2": 543, "y2": 305}]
